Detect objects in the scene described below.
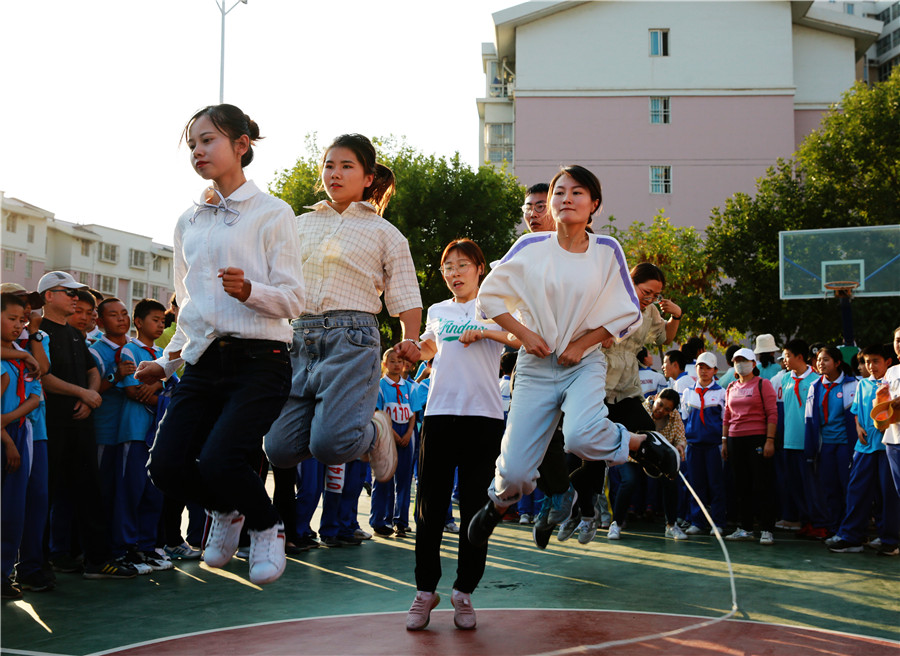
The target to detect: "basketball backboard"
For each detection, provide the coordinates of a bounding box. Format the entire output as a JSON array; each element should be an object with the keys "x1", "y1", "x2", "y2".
[{"x1": 779, "y1": 225, "x2": 900, "y2": 300}]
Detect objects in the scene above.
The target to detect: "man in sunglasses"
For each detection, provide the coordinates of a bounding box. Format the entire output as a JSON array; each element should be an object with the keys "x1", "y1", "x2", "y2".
[{"x1": 36, "y1": 271, "x2": 134, "y2": 579}]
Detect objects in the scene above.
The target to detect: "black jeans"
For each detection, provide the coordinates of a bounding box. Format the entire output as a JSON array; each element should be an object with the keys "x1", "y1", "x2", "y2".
[
  {"x1": 572, "y1": 396, "x2": 654, "y2": 516},
  {"x1": 728, "y1": 434, "x2": 776, "y2": 532},
  {"x1": 414, "y1": 414, "x2": 503, "y2": 594},
  {"x1": 148, "y1": 338, "x2": 291, "y2": 531}
]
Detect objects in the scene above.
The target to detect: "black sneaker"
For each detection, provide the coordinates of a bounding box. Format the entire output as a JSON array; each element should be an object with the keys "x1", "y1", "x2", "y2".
[
  {"x1": 83, "y1": 560, "x2": 139, "y2": 580},
  {"x1": 876, "y1": 543, "x2": 899, "y2": 557},
  {"x1": 631, "y1": 430, "x2": 680, "y2": 479},
  {"x1": 17, "y1": 570, "x2": 56, "y2": 592},
  {"x1": 827, "y1": 539, "x2": 863, "y2": 553},
  {"x1": 321, "y1": 536, "x2": 342, "y2": 548},
  {"x1": 337, "y1": 534, "x2": 363, "y2": 547},
  {"x1": 548, "y1": 485, "x2": 579, "y2": 526},
  {"x1": 533, "y1": 496, "x2": 555, "y2": 549},
  {"x1": 372, "y1": 525, "x2": 393, "y2": 537},
  {"x1": 50, "y1": 553, "x2": 83, "y2": 573},
  {"x1": 297, "y1": 535, "x2": 320, "y2": 552},
  {"x1": 468, "y1": 501, "x2": 503, "y2": 548},
  {"x1": 2, "y1": 578, "x2": 22, "y2": 600},
  {"x1": 394, "y1": 526, "x2": 409, "y2": 538}
]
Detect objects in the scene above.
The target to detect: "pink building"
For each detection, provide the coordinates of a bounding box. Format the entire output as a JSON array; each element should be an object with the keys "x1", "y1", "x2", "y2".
[{"x1": 477, "y1": 1, "x2": 882, "y2": 229}]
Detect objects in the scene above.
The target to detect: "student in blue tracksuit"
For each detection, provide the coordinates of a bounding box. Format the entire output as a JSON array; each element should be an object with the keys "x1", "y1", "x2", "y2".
[
  {"x1": 829, "y1": 344, "x2": 899, "y2": 554},
  {"x1": 118, "y1": 299, "x2": 171, "y2": 571},
  {"x1": 804, "y1": 346, "x2": 857, "y2": 535},
  {"x1": 1, "y1": 293, "x2": 41, "y2": 599},
  {"x1": 780, "y1": 339, "x2": 828, "y2": 539},
  {"x1": 638, "y1": 347, "x2": 668, "y2": 399},
  {"x1": 88, "y1": 298, "x2": 135, "y2": 563},
  {"x1": 371, "y1": 349, "x2": 418, "y2": 537},
  {"x1": 681, "y1": 352, "x2": 727, "y2": 535}
]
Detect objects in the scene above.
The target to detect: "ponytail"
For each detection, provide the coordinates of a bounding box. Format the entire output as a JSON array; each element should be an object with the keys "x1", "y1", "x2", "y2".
[{"x1": 368, "y1": 163, "x2": 396, "y2": 215}]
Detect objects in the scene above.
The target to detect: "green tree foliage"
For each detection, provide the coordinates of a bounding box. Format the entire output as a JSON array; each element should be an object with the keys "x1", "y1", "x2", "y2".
[
  {"x1": 270, "y1": 135, "x2": 523, "y2": 345},
  {"x1": 706, "y1": 69, "x2": 900, "y2": 346},
  {"x1": 600, "y1": 211, "x2": 741, "y2": 350}
]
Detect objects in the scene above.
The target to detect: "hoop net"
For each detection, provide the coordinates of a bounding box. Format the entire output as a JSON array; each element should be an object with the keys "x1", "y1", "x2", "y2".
[{"x1": 823, "y1": 280, "x2": 859, "y2": 299}]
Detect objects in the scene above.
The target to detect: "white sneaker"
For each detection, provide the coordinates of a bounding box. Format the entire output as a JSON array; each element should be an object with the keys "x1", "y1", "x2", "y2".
[
  {"x1": 759, "y1": 531, "x2": 775, "y2": 545},
  {"x1": 665, "y1": 524, "x2": 688, "y2": 540},
  {"x1": 444, "y1": 521, "x2": 460, "y2": 534},
  {"x1": 369, "y1": 411, "x2": 398, "y2": 483},
  {"x1": 607, "y1": 521, "x2": 621, "y2": 540},
  {"x1": 248, "y1": 522, "x2": 286, "y2": 585},
  {"x1": 354, "y1": 528, "x2": 373, "y2": 540},
  {"x1": 203, "y1": 510, "x2": 245, "y2": 568},
  {"x1": 725, "y1": 528, "x2": 755, "y2": 541},
  {"x1": 866, "y1": 537, "x2": 882, "y2": 550},
  {"x1": 684, "y1": 525, "x2": 703, "y2": 535},
  {"x1": 519, "y1": 513, "x2": 532, "y2": 525},
  {"x1": 577, "y1": 516, "x2": 599, "y2": 545},
  {"x1": 710, "y1": 526, "x2": 726, "y2": 536}
]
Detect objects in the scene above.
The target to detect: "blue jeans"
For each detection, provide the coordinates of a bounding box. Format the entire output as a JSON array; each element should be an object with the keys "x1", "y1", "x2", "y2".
[
  {"x1": 489, "y1": 350, "x2": 630, "y2": 506},
  {"x1": 148, "y1": 338, "x2": 291, "y2": 531},
  {"x1": 265, "y1": 312, "x2": 381, "y2": 467}
]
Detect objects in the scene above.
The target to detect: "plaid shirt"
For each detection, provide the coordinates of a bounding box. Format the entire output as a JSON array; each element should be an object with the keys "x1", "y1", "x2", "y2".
[{"x1": 298, "y1": 201, "x2": 421, "y2": 316}]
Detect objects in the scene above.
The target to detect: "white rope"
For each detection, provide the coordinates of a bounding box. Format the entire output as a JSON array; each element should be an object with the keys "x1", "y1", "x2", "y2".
[{"x1": 527, "y1": 470, "x2": 740, "y2": 656}]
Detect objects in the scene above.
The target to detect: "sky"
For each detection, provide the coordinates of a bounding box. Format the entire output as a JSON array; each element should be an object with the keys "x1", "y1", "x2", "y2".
[{"x1": 1, "y1": 0, "x2": 516, "y2": 245}]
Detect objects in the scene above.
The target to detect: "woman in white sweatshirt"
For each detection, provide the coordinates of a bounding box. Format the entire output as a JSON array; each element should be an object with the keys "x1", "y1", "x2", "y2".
[{"x1": 467, "y1": 165, "x2": 680, "y2": 547}]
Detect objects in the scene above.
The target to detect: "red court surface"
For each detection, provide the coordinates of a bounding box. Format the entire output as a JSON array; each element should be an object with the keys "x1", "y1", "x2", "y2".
[{"x1": 97, "y1": 609, "x2": 899, "y2": 656}]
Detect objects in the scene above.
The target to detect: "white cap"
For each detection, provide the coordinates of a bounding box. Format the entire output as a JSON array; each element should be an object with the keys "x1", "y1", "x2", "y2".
[
  {"x1": 732, "y1": 347, "x2": 757, "y2": 363},
  {"x1": 37, "y1": 271, "x2": 86, "y2": 294},
  {"x1": 696, "y1": 352, "x2": 718, "y2": 369}
]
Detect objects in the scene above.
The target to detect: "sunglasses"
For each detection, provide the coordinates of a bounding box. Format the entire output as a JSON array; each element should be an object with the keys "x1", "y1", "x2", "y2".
[{"x1": 48, "y1": 288, "x2": 79, "y2": 298}]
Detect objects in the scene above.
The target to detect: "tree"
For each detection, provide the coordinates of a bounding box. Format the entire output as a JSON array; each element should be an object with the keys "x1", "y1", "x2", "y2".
[
  {"x1": 599, "y1": 211, "x2": 741, "y2": 349},
  {"x1": 705, "y1": 68, "x2": 900, "y2": 346},
  {"x1": 270, "y1": 135, "x2": 524, "y2": 345}
]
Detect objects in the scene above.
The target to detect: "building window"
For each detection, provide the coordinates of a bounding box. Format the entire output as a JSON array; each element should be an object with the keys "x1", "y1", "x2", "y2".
[
  {"x1": 150, "y1": 285, "x2": 163, "y2": 301},
  {"x1": 650, "y1": 29, "x2": 669, "y2": 57},
  {"x1": 487, "y1": 60, "x2": 508, "y2": 98},
  {"x1": 3, "y1": 251, "x2": 15, "y2": 271},
  {"x1": 129, "y1": 248, "x2": 147, "y2": 270},
  {"x1": 99, "y1": 242, "x2": 119, "y2": 264},
  {"x1": 99, "y1": 275, "x2": 117, "y2": 294},
  {"x1": 25, "y1": 260, "x2": 33, "y2": 279},
  {"x1": 845, "y1": 3, "x2": 854, "y2": 14},
  {"x1": 152, "y1": 256, "x2": 163, "y2": 272},
  {"x1": 485, "y1": 123, "x2": 513, "y2": 164},
  {"x1": 79, "y1": 272, "x2": 91, "y2": 285},
  {"x1": 81, "y1": 240, "x2": 91, "y2": 257},
  {"x1": 877, "y1": 35, "x2": 892, "y2": 56},
  {"x1": 26, "y1": 224, "x2": 35, "y2": 244},
  {"x1": 132, "y1": 281, "x2": 147, "y2": 300},
  {"x1": 649, "y1": 97, "x2": 671, "y2": 124},
  {"x1": 5, "y1": 215, "x2": 16, "y2": 233},
  {"x1": 650, "y1": 166, "x2": 672, "y2": 194}
]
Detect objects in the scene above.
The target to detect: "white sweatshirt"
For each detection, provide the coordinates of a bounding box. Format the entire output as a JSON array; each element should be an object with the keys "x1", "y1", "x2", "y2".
[{"x1": 477, "y1": 232, "x2": 642, "y2": 357}]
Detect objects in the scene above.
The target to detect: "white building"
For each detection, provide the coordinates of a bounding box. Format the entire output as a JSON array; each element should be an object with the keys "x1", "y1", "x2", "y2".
[
  {"x1": 476, "y1": 1, "x2": 883, "y2": 229},
  {"x1": 2, "y1": 191, "x2": 175, "y2": 308}
]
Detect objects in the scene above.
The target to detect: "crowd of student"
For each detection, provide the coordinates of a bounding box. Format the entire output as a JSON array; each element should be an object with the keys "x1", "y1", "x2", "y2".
[{"x1": 2, "y1": 104, "x2": 898, "y2": 639}]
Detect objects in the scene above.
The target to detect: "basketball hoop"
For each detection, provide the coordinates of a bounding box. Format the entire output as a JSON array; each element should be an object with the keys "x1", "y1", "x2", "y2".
[{"x1": 823, "y1": 280, "x2": 859, "y2": 299}]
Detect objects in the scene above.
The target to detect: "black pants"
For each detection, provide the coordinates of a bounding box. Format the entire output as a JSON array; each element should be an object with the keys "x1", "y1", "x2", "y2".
[
  {"x1": 571, "y1": 396, "x2": 653, "y2": 516},
  {"x1": 147, "y1": 338, "x2": 290, "y2": 531},
  {"x1": 47, "y1": 417, "x2": 110, "y2": 565},
  {"x1": 728, "y1": 435, "x2": 776, "y2": 532},
  {"x1": 414, "y1": 414, "x2": 503, "y2": 594}
]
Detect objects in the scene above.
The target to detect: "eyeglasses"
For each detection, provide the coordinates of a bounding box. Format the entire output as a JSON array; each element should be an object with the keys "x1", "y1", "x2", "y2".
[
  {"x1": 641, "y1": 292, "x2": 663, "y2": 303},
  {"x1": 440, "y1": 262, "x2": 472, "y2": 275},
  {"x1": 48, "y1": 288, "x2": 78, "y2": 298},
  {"x1": 521, "y1": 202, "x2": 547, "y2": 216}
]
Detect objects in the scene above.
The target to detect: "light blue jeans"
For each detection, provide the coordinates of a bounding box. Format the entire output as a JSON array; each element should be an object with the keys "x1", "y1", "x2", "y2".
[
  {"x1": 265, "y1": 312, "x2": 381, "y2": 467},
  {"x1": 489, "y1": 349, "x2": 631, "y2": 506}
]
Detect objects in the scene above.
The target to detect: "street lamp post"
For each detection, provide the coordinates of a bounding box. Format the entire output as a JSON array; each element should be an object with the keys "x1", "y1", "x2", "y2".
[{"x1": 218, "y1": 0, "x2": 247, "y2": 104}]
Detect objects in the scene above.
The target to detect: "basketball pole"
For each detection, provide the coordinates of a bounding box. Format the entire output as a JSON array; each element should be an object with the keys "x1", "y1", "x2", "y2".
[{"x1": 839, "y1": 295, "x2": 854, "y2": 346}]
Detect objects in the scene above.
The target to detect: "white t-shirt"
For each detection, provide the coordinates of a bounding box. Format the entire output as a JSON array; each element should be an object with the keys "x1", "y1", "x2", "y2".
[
  {"x1": 884, "y1": 363, "x2": 900, "y2": 446},
  {"x1": 420, "y1": 298, "x2": 505, "y2": 420}
]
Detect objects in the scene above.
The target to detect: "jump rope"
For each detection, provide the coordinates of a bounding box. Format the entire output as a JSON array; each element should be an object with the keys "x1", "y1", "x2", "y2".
[{"x1": 528, "y1": 469, "x2": 740, "y2": 655}]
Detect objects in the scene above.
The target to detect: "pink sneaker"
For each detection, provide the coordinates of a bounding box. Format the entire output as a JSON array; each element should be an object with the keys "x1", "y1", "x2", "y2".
[
  {"x1": 406, "y1": 591, "x2": 440, "y2": 631},
  {"x1": 451, "y1": 589, "x2": 476, "y2": 630}
]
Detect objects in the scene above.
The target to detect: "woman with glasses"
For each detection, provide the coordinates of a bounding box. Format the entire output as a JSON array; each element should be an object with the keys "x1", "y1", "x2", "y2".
[
  {"x1": 404, "y1": 239, "x2": 520, "y2": 632},
  {"x1": 138, "y1": 104, "x2": 305, "y2": 585},
  {"x1": 559, "y1": 262, "x2": 684, "y2": 543}
]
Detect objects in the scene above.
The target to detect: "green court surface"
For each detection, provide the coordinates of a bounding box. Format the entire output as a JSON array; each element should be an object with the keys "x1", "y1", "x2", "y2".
[{"x1": 2, "y1": 496, "x2": 898, "y2": 655}]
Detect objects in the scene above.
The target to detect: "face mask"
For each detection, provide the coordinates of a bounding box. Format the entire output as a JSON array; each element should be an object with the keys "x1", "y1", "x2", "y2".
[{"x1": 735, "y1": 361, "x2": 754, "y2": 376}]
